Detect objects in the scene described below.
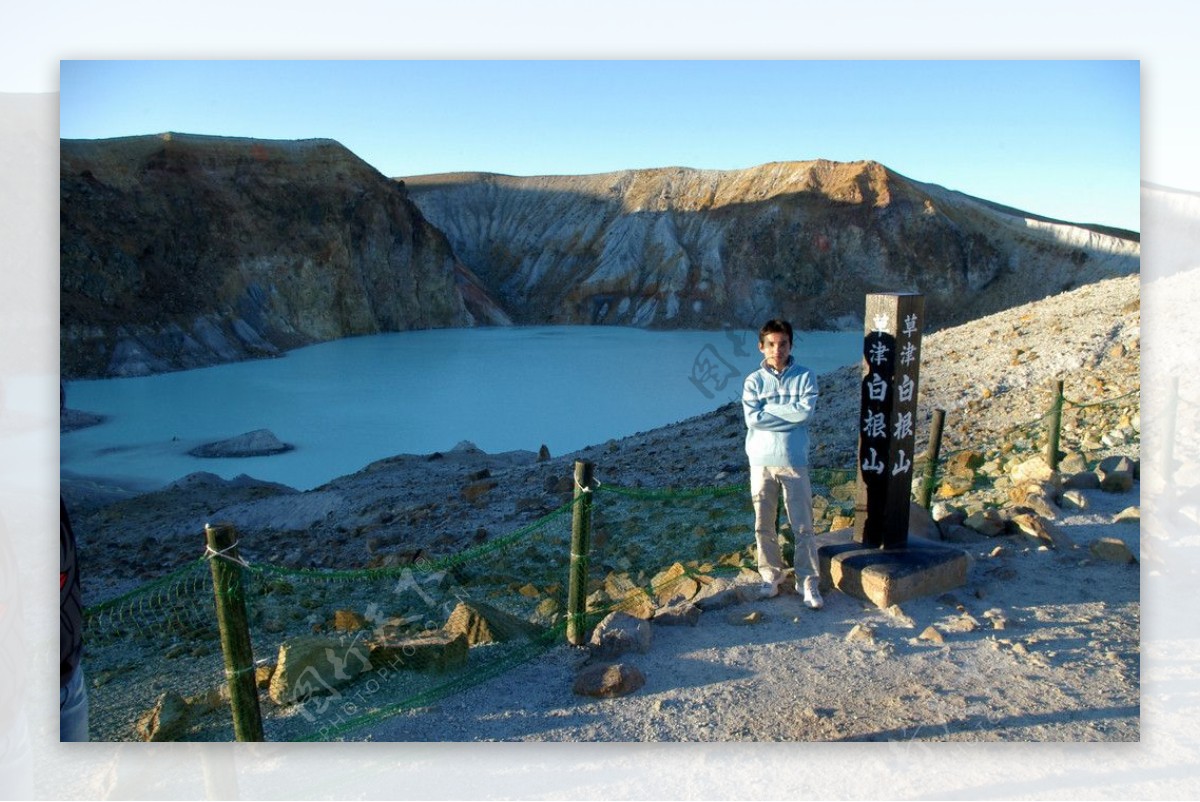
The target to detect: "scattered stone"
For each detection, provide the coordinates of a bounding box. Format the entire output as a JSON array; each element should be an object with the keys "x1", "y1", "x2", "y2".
[
  {"x1": 1061, "y1": 489, "x2": 1089, "y2": 510},
  {"x1": 461, "y1": 478, "x2": 499, "y2": 504},
  {"x1": 1096, "y1": 456, "x2": 1136, "y2": 493},
  {"x1": 649, "y1": 562, "x2": 700, "y2": 606},
  {"x1": 1063, "y1": 471, "x2": 1101, "y2": 490},
  {"x1": 573, "y1": 662, "x2": 646, "y2": 698},
  {"x1": 1009, "y1": 456, "x2": 1061, "y2": 491},
  {"x1": 944, "y1": 450, "x2": 985, "y2": 475},
  {"x1": 937, "y1": 474, "x2": 975, "y2": 499},
  {"x1": 444, "y1": 600, "x2": 543, "y2": 645},
  {"x1": 136, "y1": 691, "x2": 192, "y2": 742},
  {"x1": 945, "y1": 613, "x2": 981, "y2": 633},
  {"x1": 964, "y1": 509, "x2": 1006, "y2": 537},
  {"x1": 829, "y1": 514, "x2": 855, "y2": 531},
  {"x1": 983, "y1": 609, "x2": 1011, "y2": 630},
  {"x1": 931, "y1": 501, "x2": 965, "y2": 524},
  {"x1": 1057, "y1": 452, "x2": 1089, "y2": 474},
  {"x1": 1008, "y1": 482, "x2": 1062, "y2": 520},
  {"x1": 883, "y1": 604, "x2": 915, "y2": 628},
  {"x1": 1089, "y1": 537, "x2": 1137, "y2": 564},
  {"x1": 588, "y1": 611, "x2": 652, "y2": 659},
  {"x1": 918, "y1": 625, "x2": 945, "y2": 644},
  {"x1": 1009, "y1": 513, "x2": 1075, "y2": 550},
  {"x1": 532, "y1": 597, "x2": 562, "y2": 626},
  {"x1": 988, "y1": 545, "x2": 1007, "y2": 559},
  {"x1": 846, "y1": 623, "x2": 876, "y2": 643},
  {"x1": 1113, "y1": 506, "x2": 1140, "y2": 523},
  {"x1": 652, "y1": 602, "x2": 701, "y2": 627},
  {"x1": 726, "y1": 610, "x2": 766, "y2": 626},
  {"x1": 368, "y1": 630, "x2": 468, "y2": 674},
  {"x1": 692, "y1": 577, "x2": 741, "y2": 611},
  {"x1": 255, "y1": 663, "x2": 275, "y2": 689},
  {"x1": 330, "y1": 609, "x2": 369, "y2": 632}
]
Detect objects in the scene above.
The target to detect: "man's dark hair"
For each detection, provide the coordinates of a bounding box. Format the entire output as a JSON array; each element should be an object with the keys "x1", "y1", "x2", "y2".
[{"x1": 758, "y1": 318, "x2": 793, "y2": 346}]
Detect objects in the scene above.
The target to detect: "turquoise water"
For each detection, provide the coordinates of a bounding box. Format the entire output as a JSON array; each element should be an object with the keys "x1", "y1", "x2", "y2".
[{"x1": 61, "y1": 326, "x2": 860, "y2": 491}]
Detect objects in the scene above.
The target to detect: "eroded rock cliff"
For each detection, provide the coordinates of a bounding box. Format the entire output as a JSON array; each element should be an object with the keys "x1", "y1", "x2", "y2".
[
  {"x1": 403, "y1": 161, "x2": 1140, "y2": 331},
  {"x1": 60, "y1": 133, "x2": 507, "y2": 378}
]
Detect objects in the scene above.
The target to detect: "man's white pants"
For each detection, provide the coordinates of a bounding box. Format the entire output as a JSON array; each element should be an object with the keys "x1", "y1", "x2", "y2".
[{"x1": 750, "y1": 465, "x2": 818, "y2": 585}]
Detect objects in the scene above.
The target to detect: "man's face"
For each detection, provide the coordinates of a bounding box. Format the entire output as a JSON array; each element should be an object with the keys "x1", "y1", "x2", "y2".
[{"x1": 759, "y1": 331, "x2": 792, "y2": 371}]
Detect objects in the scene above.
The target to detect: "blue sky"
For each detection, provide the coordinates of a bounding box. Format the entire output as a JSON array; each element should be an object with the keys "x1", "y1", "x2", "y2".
[{"x1": 60, "y1": 60, "x2": 1141, "y2": 231}]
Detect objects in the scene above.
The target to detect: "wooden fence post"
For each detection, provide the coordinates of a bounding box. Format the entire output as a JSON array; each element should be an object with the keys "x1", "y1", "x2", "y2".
[
  {"x1": 205, "y1": 522, "x2": 265, "y2": 742},
  {"x1": 1045, "y1": 379, "x2": 1065, "y2": 470},
  {"x1": 566, "y1": 460, "x2": 594, "y2": 646},
  {"x1": 919, "y1": 409, "x2": 946, "y2": 510}
]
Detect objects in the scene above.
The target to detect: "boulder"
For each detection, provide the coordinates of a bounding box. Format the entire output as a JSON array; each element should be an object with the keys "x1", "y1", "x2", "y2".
[
  {"x1": 331, "y1": 609, "x2": 369, "y2": 632},
  {"x1": 918, "y1": 625, "x2": 945, "y2": 644},
  {"x1": 444, "y1": 600, "x2": 542, "y2": 645},
  {"x1": 1064, "y1": 471, "x2": 1101, "y2": 490},
  {"x1": 1089, "y1": 537, "x2": 1137, "y2": 564},
  {"x1": 588, "y1": 611, "x2": 651, "y2": 660},
  {"x1": 944, "y1": 450, "x2": 985, "y2": 475},
  {"x1": 1061, "y1": 489, "x2": 1089, "y2": 510},
  {"x1": 846, "y1": 623, "x2": 876, "y2": 643},
  {"x1": 1008, "y1": 482, "x2": 1062, "y2": 520},
  {"x1": 652, "y1": 602, "x2": 701, "y2": 627},
  {"x1": 1096, "y1": 456, "x2": 1136, "y2": 493},
  {"x1": 1113, "y1": 506, "x2": 1140, "y2": 523},
  {"x1": 136, "y1": 691, "x2": 192, "y2": 742},
  {"x1": 1058, "y1": 452, "x2": 1089, "y2": 474},
  {"x1": 1009, "y1": 456, "x2": 1061, "y2": 491},
  {"x1": 269, "y1": 635, "x2": 374, "y2": 705},
  {"x1": 963, "y1": 509, "x2": 1006, "y2": 537},
  {"x1": 1009, "y1": 513, "x2": 1074, "y2": 550},
  {"x1": 188, "y1": 428, "x2": 294, "y2": 458},
  {"x1": 369, "y1": 630, "x2": 468, "y2": 673},
  {"x1": 649, "y1": 562, "x2": 699, "y2": 606},
  {"x1": 692, "y1": 577, "x2": 742, "y2": 611},
  {"x1": 573, "y1": 663, "x2": 646, "y2": 698}
]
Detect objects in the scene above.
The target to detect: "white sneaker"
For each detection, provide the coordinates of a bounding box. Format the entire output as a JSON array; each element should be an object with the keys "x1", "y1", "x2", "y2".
[
  {"x1": 757, "y1": 580, "x2": 780, "y2": 600},
  {"x1": 803, "y1": 575, "x2": 824, "y2": 610}
]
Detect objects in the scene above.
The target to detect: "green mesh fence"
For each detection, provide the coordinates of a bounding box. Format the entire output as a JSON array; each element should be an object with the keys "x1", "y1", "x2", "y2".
[{"x1": 81, "y1": 385, "x2": 1139, "y2": 742}]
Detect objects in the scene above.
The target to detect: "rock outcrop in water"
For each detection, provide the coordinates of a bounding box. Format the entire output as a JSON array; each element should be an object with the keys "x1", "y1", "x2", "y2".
[
  {"x1": 403, "y1": 162, "x2": 1140, "y2": 330},
  {"x1": 60, "y1": 133, "x2": 509, "y2": 378}
]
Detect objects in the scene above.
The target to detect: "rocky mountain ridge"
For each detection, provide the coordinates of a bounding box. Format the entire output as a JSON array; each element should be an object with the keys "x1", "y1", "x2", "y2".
[
  {"x1": 403, "y1": 160, "x2": 1139, "y2": 331},
  {"x1": 60, "y1": 133, "x2": 509, "y2": 378},
  {"x1": 61, "y1": 134, "x2": 1139, "y2": 379}
]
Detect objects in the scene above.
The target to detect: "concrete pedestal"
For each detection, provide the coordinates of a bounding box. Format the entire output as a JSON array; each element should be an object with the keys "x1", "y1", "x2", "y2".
[{"x1": 818, "y1": 530, "x2": 968, "y2": 608}]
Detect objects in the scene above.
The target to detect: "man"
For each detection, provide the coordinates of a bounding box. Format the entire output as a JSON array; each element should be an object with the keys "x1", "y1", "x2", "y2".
[{"x1": 742, "y1": 319, "x2": 823, "y2": 608}]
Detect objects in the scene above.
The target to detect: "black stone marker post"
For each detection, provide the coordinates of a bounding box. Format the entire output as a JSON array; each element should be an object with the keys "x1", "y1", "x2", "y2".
[{"x1": 854, "y1": 293, "x2": 924, "y2": 550}]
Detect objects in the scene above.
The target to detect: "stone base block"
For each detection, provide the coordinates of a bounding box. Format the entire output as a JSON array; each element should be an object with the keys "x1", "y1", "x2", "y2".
[{"x1": 818, "y1": 538, "x2": 968, "y2": 609}]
